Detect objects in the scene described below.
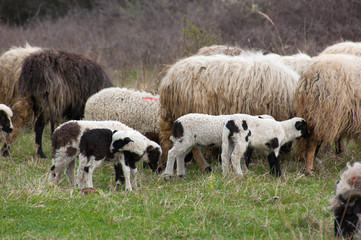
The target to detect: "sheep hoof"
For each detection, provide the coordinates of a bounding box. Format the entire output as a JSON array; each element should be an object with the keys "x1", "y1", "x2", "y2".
[
  {"x1": 79, "y1": 187, "x2": 97, "y2": 195},
  {"x1": 204, "y1": 167, "x2": 212, "y2": 173},
  {"x1": 304, "y1": 168, "x2": 315, "y2": 176},
  {"x1": 162, "y1": 175, "x2": 172, "y2": 180},
  {"x1": 178, "y1": 175, "x2": 186, "y2": 179}
]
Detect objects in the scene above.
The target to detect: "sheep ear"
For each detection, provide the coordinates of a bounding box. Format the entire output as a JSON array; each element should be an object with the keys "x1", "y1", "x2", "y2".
[
  {"x1": 113, "y1": 130, "x2": 117, "y2": 134},
  {"x1": 124, "y1": 137, "x2": 133, "y2": 144}
]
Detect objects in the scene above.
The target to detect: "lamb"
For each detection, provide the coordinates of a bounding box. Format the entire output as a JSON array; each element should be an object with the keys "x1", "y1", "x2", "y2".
[
  {"x1": 293, "y1": 54, "x2": 361, "y2": 174},
  {"x1": 0, "y1": 104, "x2": 13, "y2": 133},
  {"x1": 49, "y1": 120, "x2": 161, "y2": 187},
  {"x1": 78, "y1": 129, "x2": 154, "y2": 191},
  {"x1": 221, "y1": 115, "x2": 309, "y2": 177},
  {"x1": 162, "y1": 113, "x2": 275, "y2": 178},
  {"x1": 159, "y1": 54, "x2": 300, "y2": 170},
  {"x1": 330, "y1": 162, "x2": 361, "y2": 238}
]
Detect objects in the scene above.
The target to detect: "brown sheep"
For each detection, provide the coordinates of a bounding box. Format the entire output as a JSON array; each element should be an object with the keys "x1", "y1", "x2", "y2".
[{"x1": 293, "y1": 54, "x2": 361, "y2": 174}]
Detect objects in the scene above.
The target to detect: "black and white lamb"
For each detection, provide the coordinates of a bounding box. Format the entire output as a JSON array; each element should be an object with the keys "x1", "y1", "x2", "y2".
[
  {"x1": 330, "y1": 162, "x2": 361, "y2": 239},
  {"x1": 221, "y1": 114, "x2": 309, "y2": 177},
  {"x1": 78, "y1": 129, "x2": 154, "y2": 191},
  {"x1": 0, "y1": 104, "x2": 13, "y2": 133},
  {"x1": 49, "y1": 120, "x2": 161, "y2": 187},
  {"x1": 162, "y1": 113, "x2": 274, "y2": 178}
]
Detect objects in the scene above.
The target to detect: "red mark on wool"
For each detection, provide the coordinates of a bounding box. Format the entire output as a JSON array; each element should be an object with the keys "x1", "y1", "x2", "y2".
[
  {"x1": 352, "y1": 176, "x2": 358, "y2": 182},
  {"x1": 142, "y1": 97, "x2": 158, "y2": 101}
]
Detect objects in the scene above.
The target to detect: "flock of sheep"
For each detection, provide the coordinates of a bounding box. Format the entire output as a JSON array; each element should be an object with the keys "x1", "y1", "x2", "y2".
[{"x1": 1, "y1": 41, "x2": 361, "y2": 238}]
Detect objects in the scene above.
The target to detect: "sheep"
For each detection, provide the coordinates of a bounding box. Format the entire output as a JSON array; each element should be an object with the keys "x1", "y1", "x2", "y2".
[
  {"x1": 162, "y1": 113, "x2": 275, "y2": 178},
  {"x1": 221, "y1": 115, "x2": 309, "y2": 177},
  {"x1": 84, "y1": 87, "x2": 160, "y2": 143},
  {"x1": 77, "y1": 129, "x2": 154, "y2": 191},
  {"x1": 1, "y1": 45, "x2": 114, "y2": 158},
  {"x1": 320, "y1": 41, "x2": 361, "y2": 56},
  {"x1": 159, "y1": 54, "x2": 300, "y2": 169},
  {"x1": 49, "y1": 120, "x2": 161, "y2": 187},
  {"x1": 319, "y1": 41, "x2": 361, "y2": 154},
  {"x1": 330, "y1": 162, "x2": 361, "y2": 238},
  {"x1": 83, "y1": 87, "x2": 210, "y2": 173},
  {"x1": 196, "y1": 45, "x2": 243, "y2": 56},
  {"x1": 265, "y1": 52, "x2": 312, "y2": 76},
  {"x1": 0, "y1": 104, "x2": 13, "y2": 133},
  {"x1": 293, "y1": 54, "x2": 361, "y2": 174},
  {"x1": 0, "y1": 44, "x2": 43, "y2": 155}
]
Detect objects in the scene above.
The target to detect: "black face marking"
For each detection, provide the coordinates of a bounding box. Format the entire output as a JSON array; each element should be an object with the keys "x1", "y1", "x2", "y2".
[
  {"x1": 245, "y1": 130, "x2": 251, "y2": 142},
  {"x1": 172, "y1": 120, "x2": 184, "y2": 138},
  {"x1": 0, "y1": 110, "x2": 12, "y2": 133},
  {"x1": 265, "y1": 138, "x2": 279, "y2": 149},
  {"x1": 242, "y1": 120, "x2": 248, "y2": 130},
  {"x1": 146, "y1": 146, "x2": 160, "y2": 172},
  {"x1": 112, "y1": 137, "x2": 134, "y2": 153},
  {"x1": 295, "y1": 120, "x2": 310, "y2": 138},
  {"x1": 225, "y1": 120, "x2": 239, "y2": 138},
  {"x1": 50, "y1": 165, "x2": 55, "y2": 171}
]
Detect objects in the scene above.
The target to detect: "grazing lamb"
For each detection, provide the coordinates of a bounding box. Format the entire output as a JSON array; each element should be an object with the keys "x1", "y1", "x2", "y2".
[
  {"x1": 78, "y1": 129, "x2": 153, "y2": 191},
  {"x1": 162, "y1": 113, "x2": 275, "y2": 178},
  {"x1": 330, "y1": 162, "x2": 361, "y2": 238},
  {"x1": 0, "y1": 45, "x2": 114, "y2": 158},
  {"x1": 49, "y1": 120, "x2": 161, "y2": 187},
  {"x1": 196, "y1": 45, "x2": 243, "y2": 56},
  {"x1": 293, "y1": 54, "x2": 361, "y2": 174},
  {"x1": 0, "y1": 104, "x2": 13, "y2": 133},
  {"x1": 159, "y1": 54, "x2": 300, "y2": 169},
  {"x1": 221, "y1": 115, "x2": 309, "y2": 177}
]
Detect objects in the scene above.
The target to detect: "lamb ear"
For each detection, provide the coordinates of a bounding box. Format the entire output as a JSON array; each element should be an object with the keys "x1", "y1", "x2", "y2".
[
  {"x1": 124, "y1": 137, "x2": 134, "y2": 144},
  {"x1": 113, "y1": 130, "x2": 117, "y2": 134}
]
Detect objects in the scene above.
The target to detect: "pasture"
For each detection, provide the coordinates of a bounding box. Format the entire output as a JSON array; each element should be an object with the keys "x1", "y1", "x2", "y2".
[{"x1": 0, "y1": 126, "x2": 357, "y2": 239}]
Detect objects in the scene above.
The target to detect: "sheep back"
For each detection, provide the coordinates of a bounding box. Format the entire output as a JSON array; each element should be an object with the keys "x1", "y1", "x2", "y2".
[
  {"x1": 320, "y1": 41, "x2": 361, "y2": 56},
  {"x1": 84, "y1": 87, "x2": 160, "y2": 142},
  {"x1": 197, "y1": 45, "x2": 243, "y2": 56}
]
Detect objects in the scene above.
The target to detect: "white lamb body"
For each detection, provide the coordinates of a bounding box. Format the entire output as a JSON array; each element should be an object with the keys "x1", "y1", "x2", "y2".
[
  {"x1": 162, "y1": 113, "x2": 274, "y2": 177},
  {"x1": 221, "y1": 114, "x2": 309, "y2": 177}
]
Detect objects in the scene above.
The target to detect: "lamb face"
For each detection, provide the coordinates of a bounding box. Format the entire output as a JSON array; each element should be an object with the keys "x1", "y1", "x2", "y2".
[
  {"x1": 294, "y1": 119, "x2": 310, "y2": 138},
  {"x1": 0, "y1": 105, "x2": 13, "y2": 133}
]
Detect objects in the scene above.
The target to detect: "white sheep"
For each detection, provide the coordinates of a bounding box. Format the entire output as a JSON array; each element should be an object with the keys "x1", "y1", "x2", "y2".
[
  {"x1": 84, "y1": 87, "x2": 160, "y2": 142},
  {"x1": 49, "y1": 120, "x2": 161, "y2": 187},
  {"x1": 78, "y1": 128, "x2": 152, "y2": 191},
  {"x1": 0, "y1": 104, "x2": 13, "y2": 133},
  {"x1": 330, "y1": 162, "x2": 361, "y2": 238},
  {"x1": 221, "y1": 115, "x2": 309, "y2": 177},
  {"x1": 162, "y1": 113, "x2": 275, "y2": 178}
]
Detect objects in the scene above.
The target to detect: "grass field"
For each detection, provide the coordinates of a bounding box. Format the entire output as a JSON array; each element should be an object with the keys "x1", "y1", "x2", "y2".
[{"x1": 0, "y1": 126, "x2": 358, "y2": 239}]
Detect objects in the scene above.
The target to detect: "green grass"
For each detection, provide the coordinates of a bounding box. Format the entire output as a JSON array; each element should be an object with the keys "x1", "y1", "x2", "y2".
[{"x1": 0, "y1": 127, "x2": 357, "y2": 239}]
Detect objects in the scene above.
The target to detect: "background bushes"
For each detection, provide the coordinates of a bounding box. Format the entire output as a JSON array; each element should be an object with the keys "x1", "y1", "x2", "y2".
[{"x1": 0, "y1": 0, "x2": 360, "y2": 86}]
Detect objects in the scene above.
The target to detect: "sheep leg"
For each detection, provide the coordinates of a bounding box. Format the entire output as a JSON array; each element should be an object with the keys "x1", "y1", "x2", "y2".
[
  {"x1": 76, "y1": 154, "x2": 88, "y2": 188},
  {"x1": 267, "y1": 151, "x2": 281, "y2": 177},
  {"x1": 162, "y1": 146, "x2": 178, "y2": 177},
  {"x1": 159, "y1": 117, "x2": 173, "y2": 170},
  {"x1": 191, "y1": 146, "x2": 212, "y2": 172},
  {"x1": 176, "y1": 151, "x2": 190, "y2": 177},
  {"x1": 34, "y1": 114, "x2": 46, "y2": 158},
  {"x1": 244, "y1": 147, "x2": 254, "y2": 168},
  {"x1": 83, "y1": 158, "x2": 104, "y2": 188},
  {"x1": 49, "y1": 153, "x2": 75, "y2": 186},
  {"x1": 130, "y1": 168, "x2": 138, "y2": 190},
  {"x1": 305, "y1": 139, "x2": 318, "y2": 175},
  {"x1": 114, "y1": 162, "x2": 125, "y2": 186},
  {"x1": 65, "y1": 160, "x2": 76, "y2": 187},
  {"x1": 230, "y1": 142, "x2": 247, "y2": 175},
  {"x1": 119, "y1": 154, "x2": 132, "y2": 191},
  {"x1": 221, "y1": 140, "x2": 233, "y2": 175},
  {"x1": 335, "y1": 137, "x2": 346, "y2": 154}
]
